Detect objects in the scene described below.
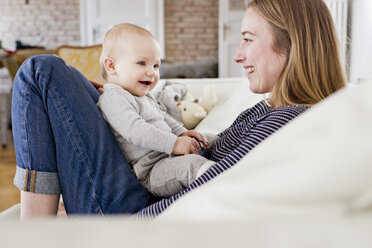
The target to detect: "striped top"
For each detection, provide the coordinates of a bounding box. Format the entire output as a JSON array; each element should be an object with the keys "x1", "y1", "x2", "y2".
[{"x1": 134, "y1": 100, "x2": 309, "y2": 219}]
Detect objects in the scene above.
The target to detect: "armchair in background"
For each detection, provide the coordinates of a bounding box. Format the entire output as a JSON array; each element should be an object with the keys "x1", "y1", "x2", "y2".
[
  {"x1": 0, "y1": 48, "x2": 55, "y2": 147},
  {"x1": 0, "y1": 48, "x2": 56, "y2": 81},
  {"x1": 56, "y1": 45, "x2": 105, "y2": 84}
]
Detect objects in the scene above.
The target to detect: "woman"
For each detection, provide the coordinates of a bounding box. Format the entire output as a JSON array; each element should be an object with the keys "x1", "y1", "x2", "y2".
[{"x1": 13, "y1": 0, "x2": 346, "y2": 219}]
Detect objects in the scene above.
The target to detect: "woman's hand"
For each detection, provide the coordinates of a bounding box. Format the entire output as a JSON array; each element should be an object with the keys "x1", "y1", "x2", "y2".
[
  {"x1": 182, "y1": 130, "x2": 209, "y2": 149},
  {"x1": 172, "y1": 136, "x2": 201, "y2": 155},
  {"x1": 90, "y1": 80, "x2": 104, "y2": 94}
]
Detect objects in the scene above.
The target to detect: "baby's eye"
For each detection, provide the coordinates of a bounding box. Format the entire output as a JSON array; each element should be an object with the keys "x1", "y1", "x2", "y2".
[
  {"x1": 154, "y1": 64, "x2": 160, "y2": 69},
  {"x1": 137, "y1": 61, "x2": 146, "y2": 66}
]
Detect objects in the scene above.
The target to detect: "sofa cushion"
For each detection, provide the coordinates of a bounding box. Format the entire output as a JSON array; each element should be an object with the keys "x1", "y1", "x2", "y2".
[{"x1": 158, "y1": 81, "x2": 372, "y2": 221}]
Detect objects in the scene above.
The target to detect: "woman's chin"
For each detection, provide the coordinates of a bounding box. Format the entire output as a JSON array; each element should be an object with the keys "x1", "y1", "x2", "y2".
[
  {"x1": 249, "y1": 80, "x2": 272, "y2": 94},
  {"x1": 249, "y1": 83, "x2": 260, "y2": 94}
]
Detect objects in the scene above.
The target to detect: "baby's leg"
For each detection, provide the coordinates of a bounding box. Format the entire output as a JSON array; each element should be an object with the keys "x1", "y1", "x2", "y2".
[
  {"x1": 195, "y1": 161, "x2": 216, "y2": 178},
  {"x1": 149, "y1": 155, "x2": 215, "y2": 197}
]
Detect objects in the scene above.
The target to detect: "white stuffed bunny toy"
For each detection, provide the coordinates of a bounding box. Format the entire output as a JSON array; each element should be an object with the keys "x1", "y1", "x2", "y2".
[
  {"x1": 177, "y1": 100, "x2": 207, "y2": 130},
  {"x1": 177, "y1": 85, "x2": 217, "y2": 129}
]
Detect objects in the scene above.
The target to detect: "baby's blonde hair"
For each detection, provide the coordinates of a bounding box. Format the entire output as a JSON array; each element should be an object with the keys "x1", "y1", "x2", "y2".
[{"x1": 99, "y1": 23, "x2": 155, "y2": 79}]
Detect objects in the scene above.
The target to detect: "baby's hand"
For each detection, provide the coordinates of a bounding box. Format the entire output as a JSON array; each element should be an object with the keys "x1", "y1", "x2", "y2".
[
  {"x1": 182, "y1": 130, "x2": 209, "y2": 149},
  {"x1": 172, "y1": 136, "x2": 201, "y2": 155}
]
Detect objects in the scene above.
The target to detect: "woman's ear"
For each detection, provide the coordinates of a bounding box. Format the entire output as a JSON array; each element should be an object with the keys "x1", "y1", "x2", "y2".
[{"x1": 103, "y1": 57, "x2": 116, "y2": 76}]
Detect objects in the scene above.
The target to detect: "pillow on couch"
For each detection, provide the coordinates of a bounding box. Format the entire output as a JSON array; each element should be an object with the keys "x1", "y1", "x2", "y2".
[{"x1": 158, "y1": 81, "x2": 372, "y2": 222}]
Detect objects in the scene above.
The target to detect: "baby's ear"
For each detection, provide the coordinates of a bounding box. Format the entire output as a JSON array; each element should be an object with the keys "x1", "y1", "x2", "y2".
[{"x1": 103, "y1": 57, "x2": 116, "y2": 75}]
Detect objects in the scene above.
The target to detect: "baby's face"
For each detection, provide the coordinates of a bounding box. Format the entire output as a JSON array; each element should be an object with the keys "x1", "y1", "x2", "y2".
[{"x1": 112, "y1": 34, "x2": 161, "y2": 97}]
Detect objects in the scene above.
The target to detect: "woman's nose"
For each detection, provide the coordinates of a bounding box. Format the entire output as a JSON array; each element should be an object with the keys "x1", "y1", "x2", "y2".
[{"x1": 234, "y1": 45, "x2": 245, "y2": 63}]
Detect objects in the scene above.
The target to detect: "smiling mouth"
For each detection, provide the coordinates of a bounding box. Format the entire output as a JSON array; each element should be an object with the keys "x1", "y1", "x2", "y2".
[
  {"x1": 139, "y1": 81, "x2": 152, "y2": 86},
  {"x1": 246, "y1": 66, "x2": 255, "y2": 74}
]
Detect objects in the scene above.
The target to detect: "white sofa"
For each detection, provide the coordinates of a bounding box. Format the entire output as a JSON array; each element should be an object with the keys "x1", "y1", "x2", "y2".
[{"x1": 1, "y1": 77, "x2": 372, "y2": 248}]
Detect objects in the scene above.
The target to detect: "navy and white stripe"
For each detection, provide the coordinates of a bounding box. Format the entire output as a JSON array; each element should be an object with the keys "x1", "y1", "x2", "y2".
[{"x1": 134, "y1": 100, "x2": 309, "y2": 219}]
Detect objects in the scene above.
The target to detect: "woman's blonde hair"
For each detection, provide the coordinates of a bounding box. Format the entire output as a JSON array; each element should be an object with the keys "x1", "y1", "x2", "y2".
[{"x1": 247, "y1": 0, "x2": 347, "y2": 108}]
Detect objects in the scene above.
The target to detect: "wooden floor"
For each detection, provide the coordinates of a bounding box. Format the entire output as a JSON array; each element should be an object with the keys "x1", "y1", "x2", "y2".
[{"x1": 0, "y1": 131, "x2": 19, "y2": 212}]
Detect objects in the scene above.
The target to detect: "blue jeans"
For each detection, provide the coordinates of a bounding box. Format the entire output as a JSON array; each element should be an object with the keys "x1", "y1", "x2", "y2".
[{"x1": 12, "y1": 55, "x2": 151, "y2": 214}]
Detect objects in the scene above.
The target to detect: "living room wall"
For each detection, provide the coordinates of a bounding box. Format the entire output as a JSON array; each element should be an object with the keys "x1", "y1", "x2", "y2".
[
  {"x1": 164, "y1": 0, "x2": 218, "y2": 63},
  {"x1": 0, "y1": 0, "x2": 219, "y2": 64},
  {"x1": 0, "y1": 0, "x2": 81, "y2": 50}
]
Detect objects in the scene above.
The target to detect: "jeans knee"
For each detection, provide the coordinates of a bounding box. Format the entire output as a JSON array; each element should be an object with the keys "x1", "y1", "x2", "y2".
[
  {"x1": 24, "y1": 54, "x2": 65, "y2": 70},
  {"x1": 15, "y1": 54, "x2": 67, "y2": 87}
]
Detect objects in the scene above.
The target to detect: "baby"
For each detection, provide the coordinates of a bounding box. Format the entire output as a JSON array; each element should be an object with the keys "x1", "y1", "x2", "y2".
[{"x1": 97, "y1": 23, "x2": 215, "y2": 197}]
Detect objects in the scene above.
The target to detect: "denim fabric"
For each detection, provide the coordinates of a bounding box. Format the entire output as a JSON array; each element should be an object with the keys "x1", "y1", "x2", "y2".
[{"x1": 12, "y1": 55, "x2": 151, "y2": 214}]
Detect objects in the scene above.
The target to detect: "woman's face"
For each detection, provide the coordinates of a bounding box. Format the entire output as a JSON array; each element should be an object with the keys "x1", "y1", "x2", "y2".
[{"x1": 234, "y1": 7, "x2": 286, "y2": 94}]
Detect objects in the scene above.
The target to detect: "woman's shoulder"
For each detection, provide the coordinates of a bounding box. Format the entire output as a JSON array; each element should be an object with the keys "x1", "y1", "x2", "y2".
[
  {"x1": 231, "y1": 100, "x2": 309, "y2": 128},
  {"x1": 258, "y1": 101, "x2": 310, "y2": 126},
  {"x1": 238, "y1": 100, "x2": 309, "y2": 122},
  {"x1": 251, "y1": 100, "x2": 309, "y2": 113},
  {"x1": 237, "y1": 100, "x2": 271, "y2": 119},
  {"x1": 270, "y1": 103, "x2": 310, "y2": 116}
]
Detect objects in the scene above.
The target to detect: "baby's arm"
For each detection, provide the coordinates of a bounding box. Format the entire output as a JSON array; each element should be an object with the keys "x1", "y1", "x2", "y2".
[
  {"x1": 181, "y1": 130, "x2": 209, "y2": 149},
  {"x1": 161, "y1": 108, "x2": 206, "y2": 154},
  {"x1": 173, "y1": 136, "x2": 201, "y2": 155},
  {"x1": 98, "y1": 89, "x2": 178, "y2": 154},
  {"x1": 148, "y1": 95, "x2": 207, "y2": 154},
  {"x1": 160, "y1": 104, "x2": 210, "y2": 152},
  {"x1": 163, "y1": 109, "x2": 188, "y2": 136}
]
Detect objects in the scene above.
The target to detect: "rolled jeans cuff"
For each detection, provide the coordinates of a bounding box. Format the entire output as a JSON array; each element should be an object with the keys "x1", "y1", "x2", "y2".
[{"x1": 14, "y1": 166, "x2": 61, "y2": 194}]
